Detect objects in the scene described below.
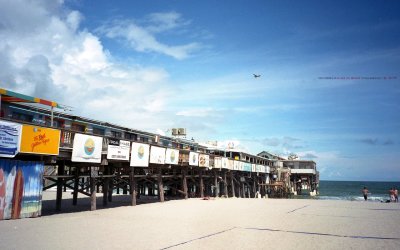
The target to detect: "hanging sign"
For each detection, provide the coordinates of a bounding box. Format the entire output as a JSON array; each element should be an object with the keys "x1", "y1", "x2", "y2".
[
  {"x1": 150, "y1": 146, "x2": 166, "y2": 164},
  {"x1": 71, "y1": 134, "x2": 102, "y2": 163},
  {"x1": 165, "y1": 148, "x2": 179, "y2": 165},
  {"x1": 20, "y1": 125, "x2": 60, "y2": 155},
  {"x1": 107, "y1": 139, "x2": 130, "y2": 161},
  {"x1": 130, "y1": 142, "x2": 150, "y2": 167},
  {"x1": 0, "y1": 121, "x2": 21, "y2": 158},
  {"x1": 228, "y1": 159, "x2": 234, "y2": 170},
  {"x1": 221, "y1": 157, "x2": 228, "y2": 169},
  {"x1": 189, "y1": 152, "x2": 199, "y2": 166},
  {"x1": 214, "y1": 157, "x2": 222, "y2": 169},
  {"x1": 198, "y1": 154, "x2": 209, "y2": 168}
]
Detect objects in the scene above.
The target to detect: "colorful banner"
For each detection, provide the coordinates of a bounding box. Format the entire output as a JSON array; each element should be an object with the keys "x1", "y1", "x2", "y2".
[
  {"x1": 0, "y1": 121, "x2": 21, "y2": 158},
  {"x1": 20, "y1": 125, "x2": 60, "y2": 155},
  {"x1": 165, "y1": 148, "x2": 179, "y2": 165},
  {"x1": 106, "y1": 139, "x2": 130, "y2": 161},
  {"x1": 130, "y1": 142, "x2": 150, "y2": 167},
  {"x1": 71, "y1": 134, "x2": 102, "y2": 163},
  {"x1": 199, "y1": 154, "x2": 210, "y2": 168},
  {"x1": 189, "y1": 152, "x2": 199, "y2": 166},
  {"x1": 0, "y1": 159, "x2": 44, "y2": 220},
  {"x1": 150, "y1": 146, "x2": 166, "y2": 164}
]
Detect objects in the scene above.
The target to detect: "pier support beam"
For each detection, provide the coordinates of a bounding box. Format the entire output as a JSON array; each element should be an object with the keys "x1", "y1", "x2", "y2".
[
  {"x1": 223, "y1": 171, "x2": 228, "y2": 197},
  {"x1": 90, "y1": 176, "x2": 96, "y2": 211},
  {"x1": 130, "y1": 167, "x2": 137, "y2": 206},
  {"x1": 199, "y1": 170, "x2": 204, "y2": 198},
  {"x1": 73, "y1": 166, "x2": 79, "y2": 206},
  {"x1": 182, "y1": 169, "x2": 188, "y2": 199},
  {"x1": 56, "y1": 161, "x2": 65, "y2": 211},
  {"x1": 214, "y1": 170, "x2": 219, "y2": 197},
  {"x1": 158, "y1": 167, "x2": 164, "y2": 202},
  {"x1": 230, "y1": 172, "x2": 235, "y2": 198}
]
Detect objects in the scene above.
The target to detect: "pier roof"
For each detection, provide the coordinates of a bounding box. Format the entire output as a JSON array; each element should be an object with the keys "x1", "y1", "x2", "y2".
[{"x1": 0, "y1": 88, "x2": 62, "y2": 108}]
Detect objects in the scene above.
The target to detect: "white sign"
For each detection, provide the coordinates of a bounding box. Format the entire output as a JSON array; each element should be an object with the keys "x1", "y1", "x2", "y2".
[
  {"x1": 107, "y1": 139, "x2": 130, "y2": 161},
  {"x1": 150, "y1": 146, "x2": 166, "y2": 164},
  {"x1": 189, "y1": 152, "x2": 199, "y2": 166},
  {"x1": 0, "y1": 121, "x2": 21, "y2": 158},
  {"x1": 214, "y1": 157, "x2": 222, "y2": 169},
  {"x1": 165, "y1": 148, "x2": 179, "y2": 165},
  {"x1": 233, "y1": 160, "x2": 238, "y2": 171},
  {"x1": 221, "y1": 157, "x2": 228, "y2": 169},
  {"x1": 228, "y1": 159, "x2": 234, "y2": 170},
  {"x1": 199, "y1": 154, "x2": 209, "y2": 168},
  {"x1": 71, "y1": 134, "x2": 103, "y2": 163},
  {"x1": 130, "y1": 142, "x2": 150, "y2": 167}
]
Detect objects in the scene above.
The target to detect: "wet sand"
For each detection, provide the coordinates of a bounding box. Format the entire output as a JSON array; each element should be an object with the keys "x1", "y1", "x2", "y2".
[{"x1": 0, "y1": 191, "x2": 399, "y2": 250}]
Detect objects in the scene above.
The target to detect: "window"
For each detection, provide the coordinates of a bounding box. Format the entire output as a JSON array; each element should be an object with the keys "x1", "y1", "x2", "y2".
[
  {"x1": 71, "y1": 123, "x2": 85, "y2": 132},
  {"x1": 111, "y1": 130, "x2": 122, "y2": 138},
  {"x1": 93, "y1": 127, "x2": 105, "y2": 136},
  {"x1": 124, "y1": 132, "x2": 137, "y2": 140},
  {"x1": 12, "y1": 111, "x2": 33, "y2": 122}
]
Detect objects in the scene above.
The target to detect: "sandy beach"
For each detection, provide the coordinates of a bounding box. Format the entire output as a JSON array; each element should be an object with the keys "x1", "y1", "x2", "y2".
[{"x1": 0, "y1": 191, "x2": 399, "y2": 250}]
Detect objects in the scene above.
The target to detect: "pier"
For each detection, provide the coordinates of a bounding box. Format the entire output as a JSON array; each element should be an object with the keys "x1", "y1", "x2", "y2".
[{"x1": 0, "y1": 88, "x2": 318, "y2": 219}]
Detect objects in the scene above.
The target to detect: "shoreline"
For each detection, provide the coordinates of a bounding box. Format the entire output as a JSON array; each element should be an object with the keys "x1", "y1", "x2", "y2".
[{"x1": 1, "y1": 190, "x2": 400, "y2": 249}]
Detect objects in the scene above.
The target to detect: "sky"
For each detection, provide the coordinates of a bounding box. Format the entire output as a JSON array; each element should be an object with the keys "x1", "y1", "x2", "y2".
[{"x1": 0, "y1": 0, "x2": 399, "y2": 181}]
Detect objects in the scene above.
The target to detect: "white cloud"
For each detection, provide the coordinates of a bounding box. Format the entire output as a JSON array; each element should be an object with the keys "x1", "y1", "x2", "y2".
[
  {"x1": 0, "y1": 0, "x2": 176, "y2": 132},
  {"x1": 97, "y1": 13, "x2": 200, "y2": 60}
]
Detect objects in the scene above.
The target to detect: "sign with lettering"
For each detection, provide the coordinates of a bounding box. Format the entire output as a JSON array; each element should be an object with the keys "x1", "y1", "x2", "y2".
[
  {"x1": 0, "y1": 121, "x2": 21, "y2": 158},
  {"x1": 106, "y1": 139, "x2": 130, "y2": 161},
  {"x1": 20, "y1": 125, "x2": 60, "y2": 155},
  {"x1": 71, "y1": 134, "x2": 102, "y2": 163}
]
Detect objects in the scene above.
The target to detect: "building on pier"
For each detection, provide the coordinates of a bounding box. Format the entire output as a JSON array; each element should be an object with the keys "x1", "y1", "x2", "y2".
[{"x1": 0, "y1": 88, "x2": 318, "y2": 219}]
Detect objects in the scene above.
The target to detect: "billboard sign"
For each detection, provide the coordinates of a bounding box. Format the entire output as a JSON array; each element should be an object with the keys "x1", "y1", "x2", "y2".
[
  {"x1": 130, "y1": 142, "x2": 150, "y2": 167},
  {"x1": 198, "y1": 154, "x2": 209, "y2": 168},
  {"x1": 0, "y1": 121, "x2": 21, "y2": 158},
  {"x1": 221, "y1": 157, "x2": 228, "y2": 169},
  {"x1": 150, "y1": 146, "x2": 166, "y2": 164},
  {"x1": 165, "y1": 148, "x2": 179, "y2": 165},
  {"x1": 71, "y1": 134, "x2": 102, "y2": 163},
  {"x1": 20, "y1": 125, "x2": 60, "y2": 155},
  {"x1": 189, "y1": 152, "x2": 199, "y2": 166},
  {"x1": 107, "y1": 139, "x2": 130, "y2": 161}
]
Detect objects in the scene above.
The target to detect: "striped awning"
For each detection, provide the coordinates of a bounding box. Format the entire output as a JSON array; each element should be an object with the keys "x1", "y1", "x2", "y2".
[{"x1": 0, "y1": 88, "x2": 61, "y2": 108}]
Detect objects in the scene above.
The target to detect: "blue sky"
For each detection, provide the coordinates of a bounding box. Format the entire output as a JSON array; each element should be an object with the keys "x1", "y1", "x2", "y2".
[{"x1": 0, "y1": 0, "x2": 399, "y2": 181}]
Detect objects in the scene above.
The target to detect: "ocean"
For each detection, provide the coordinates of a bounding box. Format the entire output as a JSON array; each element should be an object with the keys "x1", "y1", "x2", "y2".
[{"x1": 297, "y1": 180, "x2": 400, "y2": 202}]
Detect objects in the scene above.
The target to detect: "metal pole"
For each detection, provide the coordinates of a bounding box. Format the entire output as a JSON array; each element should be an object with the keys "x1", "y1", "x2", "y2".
[{"x1": 50, "y1": 106, "x2": 54, "y2": 127}]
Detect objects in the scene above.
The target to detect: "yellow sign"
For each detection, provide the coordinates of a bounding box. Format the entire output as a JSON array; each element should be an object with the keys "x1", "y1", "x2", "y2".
[{"x1": 20, "y1": 125, "x2": 60, "y2": 155}]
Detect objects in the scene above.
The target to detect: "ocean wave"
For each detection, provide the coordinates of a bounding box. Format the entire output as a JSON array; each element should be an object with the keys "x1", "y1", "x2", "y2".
[{"x1": 315, "y1": 195, "x2": 389, "y2": 202}]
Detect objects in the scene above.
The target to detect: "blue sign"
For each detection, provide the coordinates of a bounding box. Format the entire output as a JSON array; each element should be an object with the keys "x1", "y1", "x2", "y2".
[{"x1": 0, "y1": 121, "x2": 21, "y2": 158}]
